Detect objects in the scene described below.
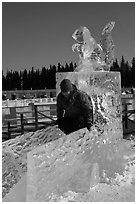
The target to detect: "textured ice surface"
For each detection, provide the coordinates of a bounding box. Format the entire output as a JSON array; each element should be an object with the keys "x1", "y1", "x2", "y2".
[
  {"x1": 56, "y1": 71, "x2": 122, "y2": 139},
  {"x1": 2, "y1": 150, "x2": 24, "y2": 197},
  {"x1": 2, "y1": 126, "x2": 65, "y2": 197},
  {"x1": 26, "y1": 127, "x2": 132, "y2": 201},
  {"x1": 72, "y1": 22, "x2": 115, "y2": 71}
]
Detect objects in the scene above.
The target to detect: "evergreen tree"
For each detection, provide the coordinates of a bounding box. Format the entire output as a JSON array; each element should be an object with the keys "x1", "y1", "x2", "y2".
[
  {"x1": 22, "y1": 69, "x2": 28, "y2": 90},
  {"x1": 35, "y1": 69, "x2": 40, "y2": 89},
  {"x1": 120, "y1": 56, "x2": 126, "y2": 87},
  {"x1": 65, "y1": 62, "x2": 69, "y2": 71},
  {"x1": 5, "y1": 70, "x2": 13, "y2": 90},
  {"x1": 57, "y1": 63, "x2": 62, "y2": 72},
  {"x1": 2, "y1": 71, "x2": 6, "y2": 90},
  {"x1": 2, "y1": 58, "x2": 134, "y2": 90},
  {"x1": 69, "y1": 62, "x2": 75, "y2": 71},
  {"x1": 41, "y1": 67, "x2": 47, "y2": 89},
  {"x1": 30, "y1": 67, "x2": 35, "y2": 89},
  {"x1": 46, "y1": 65, "x2": 56, "y2": 89},
  {"x1": 131, "y1": 57, "x2": 135, "y2": 87},
  {"x1": 110, "y1": 58, "x2": 120, "y2": 72},
  {"x1": 124, "y1": 61, "x2": 130, "y2": 87},
  {"x1": 20, "y1": 71, "x2": 23, "y2": 90}
]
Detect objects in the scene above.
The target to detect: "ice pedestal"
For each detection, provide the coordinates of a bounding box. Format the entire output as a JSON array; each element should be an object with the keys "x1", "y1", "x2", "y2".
[{"x1": 56, "y1": 71, "x2": 123, "y2": 140}]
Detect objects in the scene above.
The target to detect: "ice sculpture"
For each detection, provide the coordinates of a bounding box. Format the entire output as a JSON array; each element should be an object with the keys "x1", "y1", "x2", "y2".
[
  {"x1": 3, "y1": 22, "x2": 135, "y2": 203},
  {"x1": 72, "y1": 21, "x2": 115, "y2": 72}
]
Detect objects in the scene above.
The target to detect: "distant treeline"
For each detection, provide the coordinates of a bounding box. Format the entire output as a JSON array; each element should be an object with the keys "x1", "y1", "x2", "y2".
[{"x1": 2, "y1": 56, "x2": 135, "y2": 90}]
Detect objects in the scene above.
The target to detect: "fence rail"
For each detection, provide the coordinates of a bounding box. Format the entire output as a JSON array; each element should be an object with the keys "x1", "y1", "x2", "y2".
[
  {"x1": 2, "y1": 96, "x2": 135, "y2": 141},
  {"x1": 2, "y1": 103, "x2": 57, "y2": 141}
]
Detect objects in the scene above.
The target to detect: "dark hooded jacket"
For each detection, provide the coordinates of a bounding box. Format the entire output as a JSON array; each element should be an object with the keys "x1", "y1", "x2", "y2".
[{"x1": 57, "y1": 85, "x2": 93, "y2": 130}]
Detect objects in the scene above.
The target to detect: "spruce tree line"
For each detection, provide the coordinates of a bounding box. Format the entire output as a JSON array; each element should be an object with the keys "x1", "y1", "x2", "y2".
[{"x1": 2, "y1": 57, "x2": 135, "y2": 90}]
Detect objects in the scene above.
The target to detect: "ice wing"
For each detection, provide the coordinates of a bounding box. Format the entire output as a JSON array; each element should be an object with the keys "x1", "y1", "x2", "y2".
[{"x1": 100, "y1": 21, "x2": 115, "y2": 67}]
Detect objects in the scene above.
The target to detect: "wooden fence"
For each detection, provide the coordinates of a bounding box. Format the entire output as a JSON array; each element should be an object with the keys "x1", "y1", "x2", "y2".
[
  {"x1": 2, "y1": 96, "x2": 135, "y2": 141},
  {"x1": 2, "y1": 103, "x2": 57, "y2": 141}
]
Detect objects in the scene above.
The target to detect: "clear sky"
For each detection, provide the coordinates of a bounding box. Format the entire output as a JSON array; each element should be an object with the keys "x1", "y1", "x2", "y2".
[{"x1": 2, "y1": 2, "x2": 135, "y2": 73}]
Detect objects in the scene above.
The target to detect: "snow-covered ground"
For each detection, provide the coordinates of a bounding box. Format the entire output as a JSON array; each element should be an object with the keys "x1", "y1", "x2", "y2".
[{"x1": 2, "y1": 125, "x2": 135, "y2": 202}]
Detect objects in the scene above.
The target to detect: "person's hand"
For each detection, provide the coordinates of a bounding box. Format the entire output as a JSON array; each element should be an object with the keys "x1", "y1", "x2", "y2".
[
  {"x1": 87, "y1": 124, "x2": 92, "y2": 132},
  {"x1": 53, "y1": 120, "x2": 58, "y2": 125}
]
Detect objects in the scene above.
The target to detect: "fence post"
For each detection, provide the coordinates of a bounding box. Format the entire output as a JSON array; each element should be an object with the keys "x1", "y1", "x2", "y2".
[
  {"x1": 8, "y1": 121, "x2": 11, "y2": 139},
  {"x1": 21, "y1": 114, "x2": 24, "y2": 134},
  {"x1": 125, "y1": 104, "x2": 128, "y2": 129},
  {"x1": 34, "y1": 105, "x2": 38, "y2": 130}
]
